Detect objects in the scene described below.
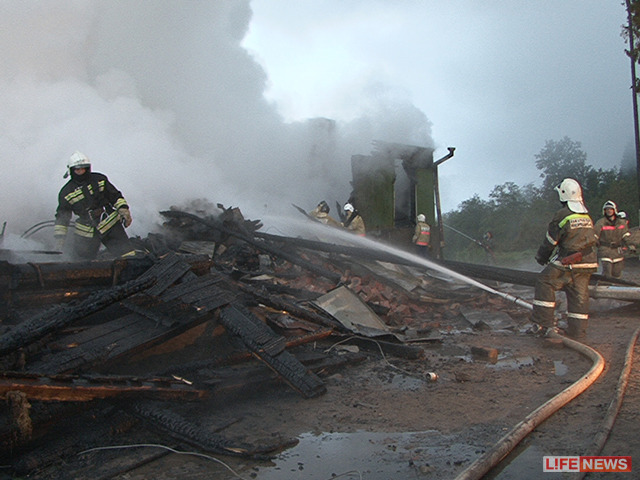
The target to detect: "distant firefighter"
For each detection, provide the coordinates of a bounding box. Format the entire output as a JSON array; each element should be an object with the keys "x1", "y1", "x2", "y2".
[
  {"x1": 342, "y1": 203, "x2": 366, "y2": 236},
  {"x1": 412, "y1": 214, "x2": 431, "y2": 257},
  {"x1": 55, "y1": 151, "x2": 136, "y2": 260},
  {"x1": 309, "y1": 200, "x2": 341, "y2": 227},
  {"x1": 594, "y1": 200, "x2": 632, "y2": 279}
]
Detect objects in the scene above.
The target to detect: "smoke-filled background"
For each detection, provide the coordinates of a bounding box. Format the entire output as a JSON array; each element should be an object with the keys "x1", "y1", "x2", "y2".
[
  {"x1": 1, "y1": 1, "x2": 633, "y2": 246},
  {"x1": 0, "y1": 0, "x2": 432, "y2": 243}
]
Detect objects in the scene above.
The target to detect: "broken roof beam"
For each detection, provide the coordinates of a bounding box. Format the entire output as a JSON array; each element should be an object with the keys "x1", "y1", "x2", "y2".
[
  {"x1": 0, "y1": 372, "x2": 206, "y2": 402},
  {"x1": 237, "y1": 281, "x2": 345, "y2": 331},
  {"x1": 0, "y1": 274, "x2": 155, "y2": 358},
  {"x1": 0, "y1": 255, "x2": 214, "y2": 315},
  {"x1": 123, "y1": 400, "x2": 293, "y2": 459},
  {"x1": 160, "y1": 210, "x2": 342, "y2": 284},
  {"x1": 30, "y1": 278, "x2": 234, "y2": 375},
  {"x1": 219, "y1": 304, "x2": 326, "y2": 398},
  {"x1": 0, "y1": 255, "x2": 212, "y2": 291}
]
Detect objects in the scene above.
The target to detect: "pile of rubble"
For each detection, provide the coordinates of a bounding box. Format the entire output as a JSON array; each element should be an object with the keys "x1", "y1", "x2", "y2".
[{"x1": 0, "y1": 205, "x2": 530, "y2": 477}]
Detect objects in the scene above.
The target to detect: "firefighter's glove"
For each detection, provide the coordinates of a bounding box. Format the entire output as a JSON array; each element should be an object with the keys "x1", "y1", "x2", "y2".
[
  {"x1": 54, "y1": 235, "x2": 65, "y2": 252},
  {"x1": 535, "y1": 250, "x2": 549, "y2": 266},
  {"x1": 118, "y1": 207, "x2": 132, "y2": 228}
]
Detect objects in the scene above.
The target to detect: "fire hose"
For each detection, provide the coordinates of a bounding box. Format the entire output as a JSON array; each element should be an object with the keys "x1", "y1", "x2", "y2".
[
  {"x1": 451, "y1": 279, "x2": 640, "y2": 480},
  {"x1": 454, "y1": 331, "x2": 605, "y2": 480}
]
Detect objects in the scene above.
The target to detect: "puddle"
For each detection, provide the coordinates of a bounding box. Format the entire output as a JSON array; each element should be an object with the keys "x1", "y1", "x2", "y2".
[
  {"x1": 553, "y1": 360, "x2": 568, "y2": 376},
  {"x1": 251, "y1": 430, "x2": 480, "y2": 480},
  {"x1": 487, "y1": 443, "x2": 566, "y2": 479},
  {"x1": 486, "y1": 356, "x2": 534, "y2": 370}
]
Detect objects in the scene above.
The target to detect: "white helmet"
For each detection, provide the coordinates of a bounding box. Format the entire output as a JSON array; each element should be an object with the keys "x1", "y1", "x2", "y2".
[
  {"x1": 602, "y1": 200, "x2": 618, "y2": 215},
  {"x1": 68, "y1": 151, "x2": 91, "y2": 169},
  {"x1": 555, "y1": 178, "x2": 587, "y2": 213},
  {"x1": 417, "y1": 214, "x2": 426, "y2": 222},
  {"x1": 618, "y1": 211, "x2": 627, "y2": 219},
  {"x1": 344, "y1": 203, "x2": 354, "y2": 212},
  {"x1": 64, "y1": 151, "x2": 91, "y2": 178}
]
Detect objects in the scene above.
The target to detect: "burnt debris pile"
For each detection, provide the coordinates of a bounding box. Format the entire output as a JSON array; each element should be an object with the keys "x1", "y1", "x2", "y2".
[{"x1": 0, "y1": 203, "x2": 514, "y2": 477}]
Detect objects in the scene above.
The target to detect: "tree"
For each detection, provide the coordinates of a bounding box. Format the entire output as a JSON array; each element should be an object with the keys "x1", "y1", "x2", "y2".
[{"x1": 534, "y1": 136, "x2": 592, "y2": 192}]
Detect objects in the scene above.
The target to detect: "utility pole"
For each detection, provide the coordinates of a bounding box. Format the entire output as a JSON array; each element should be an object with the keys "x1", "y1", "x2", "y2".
[{"x1": 626, "y1": 0, "x2": 640, "y2": 223}]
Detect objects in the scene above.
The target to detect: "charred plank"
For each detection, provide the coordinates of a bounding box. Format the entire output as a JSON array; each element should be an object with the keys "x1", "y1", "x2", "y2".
[
  {"x1": 123, "y1": 400, "x2": 292, "y2": 458},
  {"x1": 0, "y1": 372, "x2": 206, "y2": 402},
  {"x1": 237, "y1": 281, "x2": 344, "y2": 331},
  {"x1": 0, "y1": 275, "x2": 155, "y2": 358},
  {"x1": 219, "y1": 304, "x2": 326, "y2": 398},
  {"x1": 160, "y1": 210, "x2": 342, "y2": 284}
]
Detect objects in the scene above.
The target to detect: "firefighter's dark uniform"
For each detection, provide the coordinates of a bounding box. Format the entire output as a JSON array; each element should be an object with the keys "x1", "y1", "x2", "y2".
[
  {"x1": 55, "y1": 172, "x2": 135, "y2": 260},
  {"x1": 594, "y1": 215, "x2": 630, "y2": 278},
  {"x1": 533, "y1": 206, "x2": 597, "y2": 332}
]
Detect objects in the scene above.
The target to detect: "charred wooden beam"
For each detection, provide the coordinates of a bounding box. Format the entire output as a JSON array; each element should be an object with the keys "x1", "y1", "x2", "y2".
[
  {"x1": 153, "y1": 328, "x2": 334, "y2": 376},
  {"x1": 219, "y1": 304, "x2": 326, "y2": 398},
  {"x1": 29, "y1": 304, "x2": 208, "y2": 374},
  {"x1": 237, "y1": 281, "x2": 344, "y2": 331},
  {"x1": 0, "y1": 372, "x2": 206, "y2": 402},
  {"x1": 29, "y1": 273, "x2": 234, "y2": 374},
  {"x1": 0, "y1": 255, "x2": 214, "y2": 314},
  {"x1": 0, "y1": 274, "x2": 155, "y2": 358},
  {"x1": 123, "y1": 400, "x2": 295, "y2": 458},
  {"x1": 0, "y1": 258, "x2": 151, "y2": 291},
  {"x1": 202, "y1": 349, "x2": 366, "y2": 398},
  {"x1": 8, "y1": 403, "x2": 125, "y2": 475},
  {"x1": 160, "y1": 210, "x2": 342, "y2": 284}
]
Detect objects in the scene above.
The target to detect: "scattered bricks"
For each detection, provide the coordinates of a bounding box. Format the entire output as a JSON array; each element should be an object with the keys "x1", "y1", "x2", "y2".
[
  {"x1": 471, "y1": 346, "x2": 499, "y2": 362},
  {"x1": 379, "y1": 286, "x2": 395, "y2": 301},
  {"x1": 409, "y1": 304, "x2": 426, "y2": 314}
]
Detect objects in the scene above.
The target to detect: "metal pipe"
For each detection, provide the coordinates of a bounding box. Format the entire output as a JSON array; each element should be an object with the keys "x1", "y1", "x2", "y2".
[
  {"x1": 433, "y1": 147, "x2": 455, "y2": 259},
  {"x1": 625, "y1": 0, "x2": 640, "y2": 223}
]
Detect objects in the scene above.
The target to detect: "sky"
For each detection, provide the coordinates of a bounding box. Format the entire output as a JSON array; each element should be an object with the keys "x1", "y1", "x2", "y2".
[
  {"x1": 243, "y1": 0, "x2": 635, "y2": 210},
  {"x1": 0, "y1": 1, "x2": 634, "y2": 247}
]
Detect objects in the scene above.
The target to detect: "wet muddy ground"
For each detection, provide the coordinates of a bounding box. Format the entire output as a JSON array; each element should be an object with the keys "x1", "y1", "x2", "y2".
[{"x1": 10, "y1": 262, "x2": 640, "y2": 480}]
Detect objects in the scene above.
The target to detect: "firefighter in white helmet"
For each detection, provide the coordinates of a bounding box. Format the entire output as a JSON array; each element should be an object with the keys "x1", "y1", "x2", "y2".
[
  {"x1": 594, "y1": 200, "x2": 632, "y2": 279},
  {"x1": 341, "y1": 202, "x2": 366, "y2": 236},
  {"x1": 54, "y1": 151, "x2": 136, "y2": 259},
  {"x1": 532, "y1": 178, "x2": 597, "y2": 338},
  {"x1": 412, "y1": 213, "x2": 431, "y2": 257}
]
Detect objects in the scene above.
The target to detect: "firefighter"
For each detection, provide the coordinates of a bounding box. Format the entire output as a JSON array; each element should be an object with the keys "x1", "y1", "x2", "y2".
[
  {"x1": 532, "y1": 178, "x2": 597, "y2": 338},
  {"x1": 309, "y1": 200, "x2": 341, "y2": 227},
  {"x1": 412, "y1": 214, "x2": 431, "y2": 257},
  {"x1": 341, "y1": 203, "x2": 366, "y2": 236},
  {"x1": 594, "y1": 200, "x2": 631, "y2": 279},
  {"x1": 54, "y1": 151, "x2": 136, "y2": 260}
]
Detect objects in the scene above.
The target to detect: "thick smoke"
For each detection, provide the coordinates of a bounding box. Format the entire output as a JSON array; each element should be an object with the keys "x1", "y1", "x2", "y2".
[{"x1": 0, "y1": 0, "x2": 433, "y2": 244}]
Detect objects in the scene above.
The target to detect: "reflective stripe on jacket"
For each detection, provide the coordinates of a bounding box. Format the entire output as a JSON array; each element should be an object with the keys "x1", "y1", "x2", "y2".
[
  {"x1": 55, "y1": 172, "x2": 128, "y2": 238},
  {"x1": 537, "y1": 206, "x2": 598, "y2": 271},
  {"x1": 413, "y1": 222, "x2": 431, "y2": 246}
]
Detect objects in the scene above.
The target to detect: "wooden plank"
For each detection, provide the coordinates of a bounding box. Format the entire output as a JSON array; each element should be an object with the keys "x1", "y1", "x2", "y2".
[
  {"x1": 30, "y1": 305, "x2": 208, "y2": 375},
  {"x1": 160, "y1": 273, "x2": 224, "y2": 302},
  {"x1": 0, "y1": 372, "x2": 205, "y2": 402},
  {"x1": 219, "y1": 304, "x2": 326, "y2": 398}
]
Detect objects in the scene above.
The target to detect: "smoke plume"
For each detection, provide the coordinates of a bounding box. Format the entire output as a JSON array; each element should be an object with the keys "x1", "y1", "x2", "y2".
[{"x1": 0, "y1": 1, "x2": 433, "y2": 242}]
